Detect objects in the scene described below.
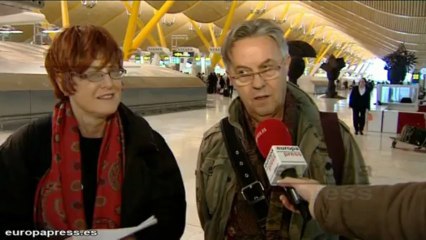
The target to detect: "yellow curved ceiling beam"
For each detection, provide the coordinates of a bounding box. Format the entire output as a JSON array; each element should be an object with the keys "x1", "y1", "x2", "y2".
[
  {"x1": 123, "y1": 0, "x2": 141, "y2": 60},
  {"x1": 60, "y1": 1, "x2": 70, "y2": 28},
  {"x1": 279, "y1": 3, "x2": 290, "y2": 21},
  {"x1": 190, "y1": 19, "x2": 211, "y2": 51},
  {"x1": 39, "y1": 1, "x2": 421, "y2": 66},
  {"x1": 284, "y1": 12, "x2": 304, "y2": 38},
  {"x1": 211, "y1": 0, "x2": 238, "y2": 69},
  {"x1": 154, "y1": 10, "x2": 167, "y2": 48},
  {"x1": 208, "y1": 23, "x2": 218, "y2": 47},
  {"x1": 145, "y1": 0, "x2": 198, "y2": 14},
  {"x1": 246, "y1": 1, "x2": 265, "y2": 21},
  {"x1": 131, "y1": 0, "x2": 175, "y2": 53},
  {"x1": 121, "y1": 1, "x2": 159, "y2": 47}
]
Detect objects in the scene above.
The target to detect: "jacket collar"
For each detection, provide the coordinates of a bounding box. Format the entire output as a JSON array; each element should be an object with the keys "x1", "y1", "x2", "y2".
[{"x1": 117, "y1": 103, "x2": 158, "y2": 153}]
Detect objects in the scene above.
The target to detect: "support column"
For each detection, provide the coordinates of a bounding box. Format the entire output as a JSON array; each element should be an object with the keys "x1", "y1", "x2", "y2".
[
  {"x1": 122, "y1": 1, "x2": 159, "y2": 46},
  {"x1": 131, "y1": 0, "x2": 175, "y2": 56},
  {"x1": 310, "y1": 42, "x2": 333, "y2": 76},
  {"x1": 123, "y1": 0, "x2": 141, "y2": 60},
  {"x1": 308, "y1": 26, "x2": 324, "y2": 45},
  {"x1": 279, "y1": 3, "x2": 290, "y2": 21},
  {"x1": 210, "y1": 0, "x2": 238, "y2": 69},
  {"x1": 335, "y1": 43, "x2": 348, "y2": 58},
  {"x1": 360, "y1": 62, "x2": 372, "y2": 76},
  {"x1": 302, "y1": 20, "x2": 314, "y2": 41},
  {"x1": 156, "y1": 11, "x2": 167, "y2": 48},
  {"x1": 190, "y1": 20, "x2": 211, "y2": 51},
  {"x1": 60, "y1": 1, "x2": 70, "y2": 28},
  {"x1": 246, "y1": 1, "x2": 265, "y2": 21},
  {"x1": 208, "y1": 23, "x2": 218, "y2": 47},
  {"x1": 284, "y1": 13, "x2": 304, "y2": 39}
]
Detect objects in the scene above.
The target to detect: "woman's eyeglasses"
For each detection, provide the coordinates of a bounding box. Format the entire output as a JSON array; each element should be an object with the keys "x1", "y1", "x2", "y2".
[{"x1": 72, "y1": 69, "x2": 127, "y2": 82}]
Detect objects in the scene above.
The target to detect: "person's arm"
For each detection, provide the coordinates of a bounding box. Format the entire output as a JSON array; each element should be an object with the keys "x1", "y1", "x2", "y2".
[
  {"x1": 195, "y1": 126, "x2": 227, "y2": 232},
  {"x1": 366, "y1": 89, "x2": 371, "y2": 110},
  {"x1": 135, "y1": 132, "x2": 186, "y2": 240},
  {"x1": 348, "y1": 88, "x2": 355, "y2": 108},
  {"x1": 278, "y1": 177, "x2": 426, "y2": 240},
  {"x1": 0, "y1": 123, "x2": 38, "y2": 232},
  {"x1": 195, "y1": 137, "x2": 210, "y2": 229}
]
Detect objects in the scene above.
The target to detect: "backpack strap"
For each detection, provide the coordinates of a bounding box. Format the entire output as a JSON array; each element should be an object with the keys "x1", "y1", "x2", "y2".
[
  {"x1": 220, "y1": 117, "x2": 269, "y2": 226},
  {"x1": 319, "y1": 112, "x2": 345, "y2": 185},
  {"x1": 319, "y1": 112, "x2": 349, "y2": 240}
]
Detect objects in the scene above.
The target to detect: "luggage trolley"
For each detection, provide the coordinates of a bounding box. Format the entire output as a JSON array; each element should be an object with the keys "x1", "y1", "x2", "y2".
[{"x1": 390, "y1": 125, "x2": 426, "y2": 150}]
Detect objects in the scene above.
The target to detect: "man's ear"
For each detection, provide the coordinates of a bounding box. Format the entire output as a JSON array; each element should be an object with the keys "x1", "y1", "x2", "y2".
[{"x1": 285, "y1": 56, "x2": 292, "y2": 66}]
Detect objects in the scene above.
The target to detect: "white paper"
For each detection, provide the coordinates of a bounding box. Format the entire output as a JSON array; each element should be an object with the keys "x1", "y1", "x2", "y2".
[{"x1": 72, "y1": 215, "x2": 158, "y2": 240}]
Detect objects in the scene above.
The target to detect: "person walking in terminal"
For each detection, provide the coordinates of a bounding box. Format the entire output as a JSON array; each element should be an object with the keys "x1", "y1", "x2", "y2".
[
  {"x1": 349, "y1": 78, "x2": 372, "y2": 135},
  {"x1": 278, "y1": 177, "x2": 426, "y2": 240},
  {"x1": 196, "y1": 18, "x2": 369, "y2": 240},
  {"x1": 0, "y1": 25, "x2": 186, "y2": 239},
  {"x1": 226, "y1": 74, "x2": 234, "y2": 98}
]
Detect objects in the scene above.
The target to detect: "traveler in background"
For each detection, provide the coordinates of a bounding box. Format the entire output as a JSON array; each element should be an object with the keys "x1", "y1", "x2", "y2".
[
  {"x1": 349, "y1": 77, "x2": 371, "y2": 135},
  {"x1": 278, "y1": 177, "x2": 425, "y2": 240},
  {"x1": 219, "y1": 74, "x2": 226, "y2": 93},
  {"x1": 207, "y1": 72, "x2": 218, "y2": 94},
  {"x1": 226, "y1": 75, "x2": 234, "y2": 98},
  {"x1": 196, "y1": 72, "x2": 203, "y2": 81},
  {"x1": 196, "y1": 18, "x2": 369, "y2": 240},
  {"x1": 0, "y1": 25, "x2": 186, "y2": 239}
]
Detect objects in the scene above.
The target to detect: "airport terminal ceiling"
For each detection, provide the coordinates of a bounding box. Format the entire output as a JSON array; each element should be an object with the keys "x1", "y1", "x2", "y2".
[{"x1": 2, "y1": 1, "x2": 426, "y2": 68}]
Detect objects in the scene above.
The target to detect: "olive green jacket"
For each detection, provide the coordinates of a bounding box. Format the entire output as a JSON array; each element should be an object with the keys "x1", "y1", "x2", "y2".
[{"x1": 196, "y1": 83, "x2": 369, "y2": 240}]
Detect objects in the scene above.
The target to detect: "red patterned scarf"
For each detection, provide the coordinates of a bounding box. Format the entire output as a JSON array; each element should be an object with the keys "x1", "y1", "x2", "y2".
[{"x1": 34, "y1": 101, "x2": 125, "y2": 229}]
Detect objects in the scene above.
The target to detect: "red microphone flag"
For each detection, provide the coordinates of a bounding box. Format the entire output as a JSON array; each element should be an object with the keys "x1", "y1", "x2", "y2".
[{"x1": 255, "y1": 119, "x2": 292, "y2": 158}]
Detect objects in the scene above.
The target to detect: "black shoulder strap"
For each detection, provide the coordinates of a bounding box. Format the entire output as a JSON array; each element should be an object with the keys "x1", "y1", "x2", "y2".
[
  {"x1": 220, "y1": 117, "x2": 268, "y2": 225},
  {"x1": 320, "y1": 112, "x2": 351, "y2": 240},
  {"x1": 319, "y1": 112, "x2": 345, "y2": 185}
]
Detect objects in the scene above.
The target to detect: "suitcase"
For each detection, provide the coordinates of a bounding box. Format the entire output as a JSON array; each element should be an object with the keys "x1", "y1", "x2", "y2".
[
  {"x1": 223, "y1": 88, "x2": 230, "y2": 97},
  {"x1": 398, "y1": 125, "x2": 426, "y2": 148}
]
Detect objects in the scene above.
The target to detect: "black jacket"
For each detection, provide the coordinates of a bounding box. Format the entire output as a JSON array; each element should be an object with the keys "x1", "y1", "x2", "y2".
[
  {"x1": 0, "y1": 104, "x2": 186, "y2": 239},
  {"x1": 349, "y1": 86, "x2": 371, "y2": 110}
]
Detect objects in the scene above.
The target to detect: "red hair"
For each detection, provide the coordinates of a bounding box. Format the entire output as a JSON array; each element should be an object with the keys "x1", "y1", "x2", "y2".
[{"x1": 45, "y1": 25, "x2": 123, "y2": 99}]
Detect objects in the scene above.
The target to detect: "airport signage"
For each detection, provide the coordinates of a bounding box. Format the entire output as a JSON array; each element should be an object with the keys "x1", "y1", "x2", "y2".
[
  {"x1": 209, "y1": 47, "x2": 221, "y2": 53},
  {"x1": 176, "y1": 47, "x2": 196, "y2": 52},
  {"x1": 172, "y1": 51, "x2": 194, "y2": 57},
  {"x1": 147, "y1": 47, "x2": 163, "y2": 53},
  {"x1": 147, "y1": 46, "x2": 170, "y2": 55}
]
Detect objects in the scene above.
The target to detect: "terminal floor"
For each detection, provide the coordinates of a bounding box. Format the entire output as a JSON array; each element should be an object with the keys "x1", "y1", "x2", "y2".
[{"x1": 0, "y1": 90, "x2": 425, "y2": 239}]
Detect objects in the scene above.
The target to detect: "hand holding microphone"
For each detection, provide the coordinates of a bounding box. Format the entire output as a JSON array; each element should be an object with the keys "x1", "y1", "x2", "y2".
[
  {"x1": 255, "y1": 119, "x2": 312, "y2": 221},
  {"x1": 277, "y1": 177, "x2": 325, "y2": 220}
]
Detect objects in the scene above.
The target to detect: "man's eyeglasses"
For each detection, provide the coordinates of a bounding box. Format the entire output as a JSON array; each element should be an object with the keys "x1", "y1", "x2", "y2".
[
  {"x1": 72, "y1": 69, "x2": 127, "y2": 82},
  {"x1": 228, "y1": 62, "x2": 284, "y2": 86}
]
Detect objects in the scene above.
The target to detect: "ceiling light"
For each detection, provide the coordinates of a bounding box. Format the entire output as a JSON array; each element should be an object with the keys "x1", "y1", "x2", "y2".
[
  {"x1": 272, "y1": 15, "x2": 286, "y2": 24},
  {"x1": 162, "y1": 15, "x2": 176, "y2": 27},
  {"x1": 81, "y1": 0, "x2": 97, "y2": 8},
  {"x1": 250, "y1": 2, "x2": 268, "y2": 15}
]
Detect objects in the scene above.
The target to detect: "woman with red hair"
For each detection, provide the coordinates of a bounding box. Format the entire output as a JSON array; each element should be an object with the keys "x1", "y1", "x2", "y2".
[{"x1": 0, "y1": 25, "x2": 186, "y2": 239}]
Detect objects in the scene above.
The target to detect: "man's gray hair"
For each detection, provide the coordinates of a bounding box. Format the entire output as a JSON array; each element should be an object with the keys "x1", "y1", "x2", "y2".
[{"x1": 221, "y1": 18, "x2": 289, "y2": 68}]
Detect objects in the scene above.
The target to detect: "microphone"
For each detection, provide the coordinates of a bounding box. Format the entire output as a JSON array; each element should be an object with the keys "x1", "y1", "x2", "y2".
[{"x1": 255, "y1": 119, "x2": 311, "y2": 221}]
